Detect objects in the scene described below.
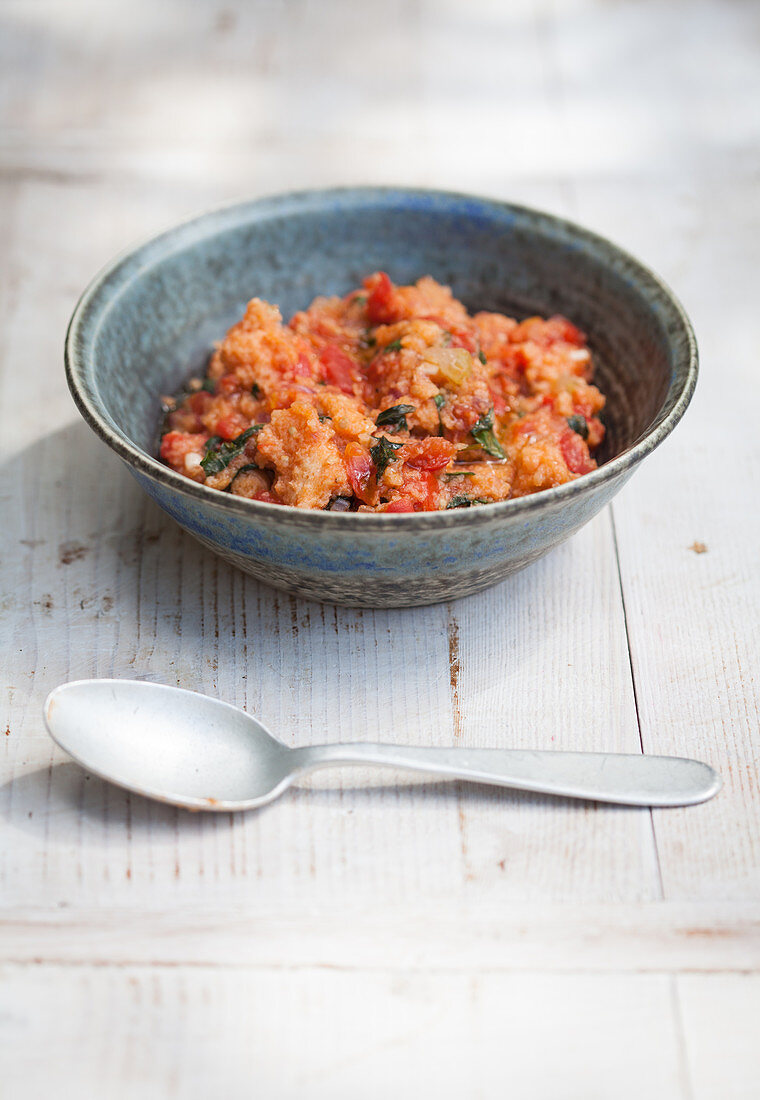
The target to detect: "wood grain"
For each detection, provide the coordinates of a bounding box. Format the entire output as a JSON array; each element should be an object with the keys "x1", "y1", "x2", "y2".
[
  {"x1": 572, "y1": 178, "x2": 760, "y2": 903},
  {"x1": 0, "y1": 964, "x2": 687, "y2": 1100},
  {"x1": 678, "y1": 975, "x2": 760, "y2": 1100}
]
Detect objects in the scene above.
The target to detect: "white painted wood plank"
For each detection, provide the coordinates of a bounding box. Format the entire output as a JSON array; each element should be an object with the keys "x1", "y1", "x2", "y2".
[
  {"x1": 0, "y1": 965, "x2": 685, "y2": 1100},
  {"x1": 2, "y1": 901, "x2": 759, "y2": 972},
  {"x1": 4, "y1": 0, "x2": 756, "y2": 191},
  {"x1": 448, "y1": 506, "x2": 659, "y2": 903},
  {"x1": 571, "y1": 177, "x2": 760, "y2": 904},
  {"x1": 678, "y1": 975, "x2": 760, "y2": 1100}
]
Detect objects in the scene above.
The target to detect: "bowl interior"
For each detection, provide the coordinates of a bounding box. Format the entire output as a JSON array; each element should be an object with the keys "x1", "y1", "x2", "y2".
[{"x1": 74, "y1": 191, "x2": 687, "y2": 470}]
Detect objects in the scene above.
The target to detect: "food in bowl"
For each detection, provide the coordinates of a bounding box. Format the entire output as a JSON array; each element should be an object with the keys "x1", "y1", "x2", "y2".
[{"x1": 159, "y1": 272, "x2": 606, "y2": 512}]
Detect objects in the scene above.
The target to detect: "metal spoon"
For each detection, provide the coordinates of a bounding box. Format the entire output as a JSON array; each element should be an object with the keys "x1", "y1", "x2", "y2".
[{"x1": 43, "y1": 679, "x2": 721, "y2": 811}]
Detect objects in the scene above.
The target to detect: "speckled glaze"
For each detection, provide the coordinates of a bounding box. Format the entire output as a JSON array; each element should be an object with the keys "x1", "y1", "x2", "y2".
[{"x1": 65, "y1": 188, "x2": 697, "y2": 607}]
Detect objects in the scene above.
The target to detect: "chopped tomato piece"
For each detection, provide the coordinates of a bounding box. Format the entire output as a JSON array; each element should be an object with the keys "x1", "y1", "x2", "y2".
[
  {"x1": 512, "y1": 315, "x2": 586, "y2": 348},
  {"x1": 398, "y1": 467, "x2": 440, "y2": 510},
  {"x1": 559, "y1": 428, "x2": 595, "y2": 474},
  {"x1": 218, "y1": 376, "x2": 241, "y2": 395},
  {"x1": 439, "y1": 400, "x2": 480, "y2": 439},
  {"x1": 319, "y1": 344, "x2": 356, "y2": 394},
  {"x1": 495, "y1": 345, "x2": 528, "y2": 379},
  {"x1": 160, "y1": 430, "x2": 206, "y2": 466},
  {"x1": 512, "y1": 412, "x2": 541, "y2": 438},
  {"x1": 586, "y1": 416, "x2": 605, "y2": 448},
  {"x1": 365, "y1": 271, "x2": 397, "y2": 325},
  {"x1": 166, "y1": 391, "x2": 211, "y2": 432},
  {"x1": 490, "y1": 392, "x2": 508, "y2": 416},
  {"x1": 384, "y1": 498, "x2": 415, "y2": 513},
  {"x1": 571, "y1": 394, "x2": 601, "y2": 420},
  {"x1": 344, "y1": 442, "x2": 376, "y2": 504},
  {"x1": 423, "y1": 470, "x2": 440, "y2": 509},
  {"x1": 448, "y1": 328, "x2": 477, "y2": 354},
  {"x1": 293, "y1": 352, "x2": 313, "y2": 379},
  {"x1": 187, "y1": 391, "x2": 212, "y2": 415},
  {"x1": 403, "y1": 437, "x2": 458, "y2": 471},
  {"x1": 546, "y1": 316, "x2": 586, "y2": 345},
  {"x1": 214, "y1": 415, "x2": 248, "y2": 441}
]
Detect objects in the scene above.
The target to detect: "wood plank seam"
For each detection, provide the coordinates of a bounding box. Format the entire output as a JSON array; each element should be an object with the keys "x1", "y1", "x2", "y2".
[{"x1": 610, "y1": 502, "x2": 665, "y2": 901}]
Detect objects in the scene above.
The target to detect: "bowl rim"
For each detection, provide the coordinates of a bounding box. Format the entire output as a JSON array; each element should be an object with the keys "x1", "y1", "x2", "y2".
[{"x1": 65, "y1": 184, "x2": 698, "y2": 529}]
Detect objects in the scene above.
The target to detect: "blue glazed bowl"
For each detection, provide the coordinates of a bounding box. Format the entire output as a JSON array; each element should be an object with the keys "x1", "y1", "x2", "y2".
[{"x1": 65, "y1": 187, "x2": 697, "y2": 607}]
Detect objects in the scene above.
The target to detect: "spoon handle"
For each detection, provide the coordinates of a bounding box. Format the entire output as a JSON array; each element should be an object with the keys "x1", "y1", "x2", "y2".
[{"x1": 289, "y1": 744, "x2": 720, "y2": 807}]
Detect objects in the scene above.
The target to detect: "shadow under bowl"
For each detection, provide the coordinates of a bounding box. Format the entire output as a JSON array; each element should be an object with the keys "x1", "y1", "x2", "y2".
[{"x1": 65, "y1": 187, "x2": 697, "y2": 608}]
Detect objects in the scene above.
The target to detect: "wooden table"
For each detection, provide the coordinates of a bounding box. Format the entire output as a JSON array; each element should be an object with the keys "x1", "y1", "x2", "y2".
[{"x1": 2, "y1": 0, "x2": 758, "y2": 1095}]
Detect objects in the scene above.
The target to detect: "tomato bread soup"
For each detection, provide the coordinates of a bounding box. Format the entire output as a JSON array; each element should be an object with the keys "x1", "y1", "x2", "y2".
[{"x1": 159, "y1": 273, "x2": 606, "y2": 512}]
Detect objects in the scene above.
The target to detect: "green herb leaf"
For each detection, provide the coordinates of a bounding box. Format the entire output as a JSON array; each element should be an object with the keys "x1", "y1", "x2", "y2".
[
  {"x1": 567, "y1": 414, "x2": 589, "y2": 440},
  {"x1": 201, "y1": 425, "x2": 262, "y2": 475},
  {"x1": 359, "y1": 330, "x2": 377, "y2": 349},
  {"x1": 444, "y1": 470, "x2": 475, "y2": 479},
  {"x1": 200, "y1": 450, "x2": 226, "y2": 475},
  {"x1": 250, "y1": 382, "x2": 262, "y2": 398},
  {"x1": 446, "y1": 496, "x2": 491, "y2": 509},
  {"x1": 353, "y1": 294, "x2": 367, "y2": 306},
  {"x1": 375, "y1": 404, "x2": 416, "y2": 432},
  {"x1": 384, "y1": 338, "x2": 403, "y2": 353},
  {"x1": 478, "y1": 350, "x2": 487, "y2": 365},
  {"x1": 470, "y1": 408, "x2": 506, "y2": 460},
  {"x1": 370, "y1": 436, "x2": 403, "y2": 478},
  {"x1": 433, "y1": 393, "x2": 445, "y2": 436},
  {"x1": 236, "y1": 425, "x2": 262, "y2": 444},
  {"x1": 201, "y1": 378, "x2": 216, "y2": 393}
]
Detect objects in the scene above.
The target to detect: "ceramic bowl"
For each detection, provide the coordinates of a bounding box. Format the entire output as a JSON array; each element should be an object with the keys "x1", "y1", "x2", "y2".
[{"x1": 65, "y1": 187, "x2": 697, "y2": 607}]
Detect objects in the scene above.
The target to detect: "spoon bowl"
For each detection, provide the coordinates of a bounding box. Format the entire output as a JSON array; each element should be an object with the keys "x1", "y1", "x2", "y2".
[
  {"x1": 45, "y1": 679, "x2": 294, "y2": 809},
  {"x1": 43, "y1": 679, "x2": 721, "y2": 811}
]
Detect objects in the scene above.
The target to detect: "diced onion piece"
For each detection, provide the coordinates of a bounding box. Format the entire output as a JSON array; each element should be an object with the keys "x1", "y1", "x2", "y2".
[
  {"x1": 184, "y1": 452, "x2": 203, "y2": 472},
  {"x1": 422, "y1": 347, "x2": 473, "y2": 386}
]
